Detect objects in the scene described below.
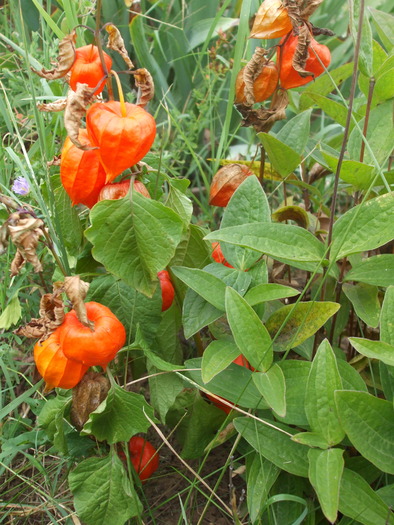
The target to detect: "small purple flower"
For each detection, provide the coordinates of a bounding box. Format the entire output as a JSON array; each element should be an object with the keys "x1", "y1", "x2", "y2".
[{"x1": 12, "y1": 176, "x2": 30, "y2": 196}]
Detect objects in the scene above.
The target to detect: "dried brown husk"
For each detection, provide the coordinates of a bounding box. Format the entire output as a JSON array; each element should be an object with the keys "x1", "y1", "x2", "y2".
[
  {"x1": 7, "y1": 213, "x2": 45, "y2": 276},
  {"x1": 282, "y1": 0, "x2": 303, "y2": 29},
  {"x1": 300, "y1": 0, "x2": 324, "y2": 19},
  {"x1": 37, "y1": 99, "x2": 67, "y2": 112},
  {"x1": 64, "y1": 84, "x2": 96, "y2": 150},
  {"x1": 47, "y1": 155, "x2": 61, "y2": 167},
  {"x1": 132, "y1": 68, "x2": 155, "y2": 107},
  {"x1": 31, "y1": 30, "x2": 77, "y2": 80},
  {"x1": 70, "y1": 371, "x2": 110, "y2": 430},
  {"x1": 63, "y1": 275, "x2": 91, "y2": 327},
  {"x1": 105, "y1": 23, "x2": 134, "y2": 69},
  {"x1": 242, "y1": 47, "x2": 267, "y2": 106},
  {"x1": 237, "y1": 88, "x2": 289, "y2": 133},
  {"x1": 292, "y1": 24, "x2": 313, "y2": 77},
  {"x1": 0, "y1": 223, "x2": 9, "y2": 255}
]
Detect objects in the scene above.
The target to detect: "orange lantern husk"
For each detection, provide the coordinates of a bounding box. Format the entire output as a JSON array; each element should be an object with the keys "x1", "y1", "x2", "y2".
[
  {"x1": 250, "y1": 0, "x2": 293, "y2": 39},
  {"x1": 278, "y1": 34, "x2": 331, "y2": 89},
  {"x1": 98, "y1": 179, "x2": 151, "y2": 201},
  {"x1": 86, "y1": 101, "x2": 156, "y2": 183},
  {"x1": 60, "y1": 129, "x2": 107, "y2": 208},
  {"x1": 69, "y1": 45, "x2": 112, "y2": 95},
  {"x1": 58, "y1": 301, "x2": 126, "y2": 368},
  {"x1": 34, "y1": 332, "x2": 89, "y2": 391},
  {"x1": 157, "y1": 270, "x2": 175, "y2": 311},
  {"x1": 209, "y1": 164, "x2": 253, "y2": 207},
  {"x1": 235, "y1": 61, "x2": 279, "y2": 104}
]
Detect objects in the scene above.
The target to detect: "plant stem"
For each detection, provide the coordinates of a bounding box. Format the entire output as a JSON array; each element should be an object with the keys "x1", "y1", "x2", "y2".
[
  {"x1": 111, "y1": 69, "x2": 127, "y2": 117},
  {"x1": 321, "y1": 0, "x2": 365, "y2": 300}
]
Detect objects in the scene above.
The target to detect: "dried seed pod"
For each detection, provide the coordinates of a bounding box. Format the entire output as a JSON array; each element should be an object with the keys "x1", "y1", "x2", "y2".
[
  {"x1": 250, "y1": 0, "x2": 293, "y2": 39},
  {"x1": 209, "y1": 164, "x2": 254, "y2": 207},
  {"x1": 70, "y1": 371, "x2": 110, "y2": 430}
]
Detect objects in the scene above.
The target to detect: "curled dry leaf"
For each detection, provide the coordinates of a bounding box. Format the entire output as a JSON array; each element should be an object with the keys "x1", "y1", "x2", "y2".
[
  {"x1": 237, "y1": 88, "x2": 289, "y2": 133},
  {"x1": 7, "y1": 213, "x2": 45, "y2": 276},
  {"x1": 243, "y1": 47, "x2": 266, "y2": 105},
  {"x1": 300, "y1": 0, "x2": 324, "y2": 19},
  {"x1": 282, "y1": 0, "x2": 303, "y2": 29},
  {"x1": 292, "y1": 24, "x2": 313, "y2": 77},
  {"x1": 31, "y1": 30, "x2": 76, "y2": 80},
  {"x1": 105, "y1": 23, "x2": 134, "y2": 69},
  {"x1": 37, "y1": 99, "x2": 67, "y2": 112},
  {"x1": 15, "y1": 288, "x2": 65, "y2": 340},
  {"x1": 70, "y1": 371, "x2": 110, "y2": 430},
  {"x1": 47, "y1": 155, "x2": 61, "y2": 167},
  {"x1": 63, "y1": 275, "x2": 91, "y2": 327},
  {"x1": 0, "y1": 223, "x2": 9, "y2": 255},
  {"x1": 64, "y1": 84, "x2": 97, "y2": 150},
  {"x1": 132, "y1": 68, "x2": 155, "y2": 107}
]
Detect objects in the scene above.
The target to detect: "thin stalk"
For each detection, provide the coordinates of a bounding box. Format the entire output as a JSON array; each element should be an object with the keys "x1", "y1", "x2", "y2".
[
  {"x1": 328, "y1": 256, "x2": 348, "y2": 344},
  {"x1": 111, "y1": 70, "x2": 127, "y2": 117},
  {"x1": 321, "y1": 0, "x2": 365, "y2": 299}
]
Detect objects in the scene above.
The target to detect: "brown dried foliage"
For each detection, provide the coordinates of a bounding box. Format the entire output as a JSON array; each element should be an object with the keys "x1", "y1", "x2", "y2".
[
  {"x1": 132, "y1": 68, "x2": 155, "y2": 107},
  {"x1": 242, "y1": 47, "x2": 267, "y2": 106},
  {"x1": 31, "y1": 30, "x2": 76, "y2": 80},
  {"x1": 70, "y1": 371, "x2": 110, "y2": 430},
  {"x1": 105, "y1": 24, "x2": 134, "y2": 69},
  {"x1": 37, "y1": 99, "x2": 68, "y2": 112},
  {"x1": 7, "y1": 213, "x2": 45, "y2": 276},
  {"x1": 64, "y1": 84, "x2": 97, "y2": 150},
  {"x1": 292, "y1": 24, "x2": 313, "y2": 77},
  {"x1": 237, "y1": 88, "x2": 289, "y2": 133},
  {"x1": 63, "y1": 275, "x2": 91, "y2": 327}
]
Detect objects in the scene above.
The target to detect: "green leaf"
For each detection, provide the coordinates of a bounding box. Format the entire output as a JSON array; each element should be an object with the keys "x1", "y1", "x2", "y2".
[
  {"x1": 349, "y1": 337, "x2": 394, "y2": 366},
  {"x1": 308, "y1": 448, "x2": 344, "y2": 523},
  {"x1": 369, "y1": 8, "x2": 394, "y2": 49},
  {"x1": 350, "y1": 0, "x2": 373, "y2": 76},
  {"x1": 186, "y1": 17, "x2": 238, "y2": 51},
  {"x1": 205, "y1": 223, "x2": 326, "y2": 262},
  {"x1": 221, "y1": 176, "x2": 270, "y2": 270},
  {"x1": 69, "y1": 451, "x2": 142, "y2": 525},
  {"x1": 171, "y1": 224, "x2": 211, "y2": 269},
  {"x1": 38, "y1": 394, "x2": 70, "y2": 443},
  {"x1": 339, "y1": 468, "x2": 394, "y2": 525},
  {"x1": 277, "y1": 360, "x2": 311, "y2": 427},
  {"x1": 54, "y1": 186, "x2": 83, "y2": 255},
  {"x1": 183, "y1": 358, "x2": 268, "y2": 410},
  {"x1": 81, "y1": 383, "x2": 156, "y2": 444},
  {"x1": 247, "y1": 455, "x2": 280, "y2": 524},
  {"x1": 323, "y1": 155, "x2": 375, "y2": 190},
  {"x1": 306, "y1": 94, "x2": 348, "y2": 127},
  {"x1": 292, "y1": 432, "x2": 329, "y2": 449},
  {"x1": 331, "y1": 192, "x2": 394, "y2": 261},
  {"x1": 299, "y1": 63, "x2": 354, "y2": 110},
  {"x1": 265, "y1": 302, "x2": 340, "y2": 352},
  {"x1": 379, "y1": 362, "x2": 394, "y2": 402},
  {"x1": 348, "y1": 101, "x2": 394, "y2": 166},
  {"x1": 201, "y1": 339, "x2": 241, "y2": 383},
  {"x1": 87, "y1": 275, "x2": 162, "y2": 345},
  {"x1": 252, "y1": 364, "x2": 286, "y2": 417},
  {"x1": 342, "y1": 283, "x2": 380, "y2": 328},
  {"x1": 234, "y1": 417, "x2": 309, "y2": 477},
  {"x1": 172, "y1": 266, "x2": 226, "y2": 310},
  {"x1": 0, "y1": 295, "x2": 21, "y2": 329},
  {"x1": 165, "y1": 185, "x2": 193, "y2": 227},
  {"x1": 335, "y1": 391, "x2": 394, "y2": 474},
  {"x1": 225, "y1": 287, "x2": 272, "y2": 372},
  {"x1": 337, "y1": 359, "x2": 368, "y2": 392},
  {"x1": 276, "y1": 110, "x2": 312, "y2": 156},
  {"x1": 381, "y1": 286, "x2": 394, "y2": 345},
  {"x1": 85, "y1": 193, "x2": 183, "y2": 296},
  {"x1": 258, "y1": 133, "x2": 301, "y2": 176},
  {"x1": 344, "y1": 255, "x2": 394, "y2": 287},
  {"x1": 244, "y1": 283, "x2": 300, "y2": 306},
  {"x1": 305, "y1": 340, "x2": 345, "y2": 446}
]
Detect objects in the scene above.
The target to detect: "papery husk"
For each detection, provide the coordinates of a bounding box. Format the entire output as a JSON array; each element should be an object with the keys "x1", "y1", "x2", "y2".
[
  {"x1": 64, "y1": 84, "x2": 97, "y2": 150},
  {"x1": 70, "y1": 371, "x2": 110, "y2": 430},
  {"x1": 63, "y1": 275, "x2": 91, "y2": 327},
  {"x1": 237, "y1": 87, "x2": 289, "y2": 133},
  {"x1": 105, "y1": 23, "x2": 134, "y2": 69},
  {"x1": 132, "y1": 68, "x2": 155, "y2": 108},
  {"x1": 292, "y1": 24, "x2": 313, "y2": 77},
  {"x1": 7, "y1": 213, "x2": 45, "y2": 276},
  {"x1": 31, "y1": 30, "x2": 76, "y2": 80},
  {"x1": 37, "y1": 99, "x2": 67, "y2": 112},
  {"x1": 209, "y1": 164, "x2": 254, "y2": 207}
]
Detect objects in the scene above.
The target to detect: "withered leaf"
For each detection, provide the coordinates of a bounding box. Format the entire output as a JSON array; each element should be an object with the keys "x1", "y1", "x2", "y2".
[
  {"x1": 47, "y1": 155, "x2": 61, "y2": 167},
  {"x1": 8, "y1": 214, "x2": 45, "y2": 276},
  {"x1": 237, "y1": 88, "x2": 288, "y2": 133},
  {"x1": 70, "y1": 371, "x2": 110, "y2": 430},
  {"x1": 16, "y1": 289, "x2": 65, "y2": 340},
  {"x1": 0, "y1": 223, "x2": 9, "y2": 255},
  {"x1": 292, "y1": 24, "x2": 313, "y2": 77},
  {"x1": 64, "y1": 84, "x2": 96, "y2": 150},
  {"x1": 301, "y1": 0, "x2": 324, "y2": 19},
  {"x1": 63, "y1": 275, "x2": 91, "y2": 327},
  {"x1": 105, "y1": 23, "x2": 134, "y2": 69},
  {"x1": 132, "y1": 68, "x2": 155, "y2": 107},
  {"x1": 31, "y1": 30, "x2": 76, "y2": 80},
  {"x1": 282, "y1": 0, "x2": 303, "y2": 29},
  {"x1": 37, "y1": 99, "x2": 67, "y2": 112},
  {"x1": 242, "y1": 47, "x2": 267, "y2": 106}
]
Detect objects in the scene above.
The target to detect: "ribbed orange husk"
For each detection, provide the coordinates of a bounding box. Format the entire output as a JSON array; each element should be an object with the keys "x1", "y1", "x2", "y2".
[
  {"x1": 235, "y1": 62, "x2": 279, "y2": 104},
  {"x1": 278, "y1": 34, "x2": 331, "y2": 89},
  {"x1": 34, "y1": 332, "x2": 89, "y2": 390},
  {"x1": 69, "y1": 45, "x2": 112, "y2": 95},
  {"x1": 98, "y1": 179, "x2": 151, "y2": 201},
  {"x1": 211, "y1": 243, "x2": 234, "y2": 268},
  {"x1": 209, "y1": 164, "x2": 253, "y2": 207},
  {"x1": 60, "y1": 129, "x2": 107, "y2": 208},
  {"x1": 157, "y1": 270, "x2": 175, "y2": 311},
  {"x1": 86, "y1": 101, "x2": 156, "y2": 183},
  {"x1": 58, "y1": 301, "x2": 126, "y2": 368},
  {"x1": 250, "y1": 0, "x2": 293, "y2": 39}
]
